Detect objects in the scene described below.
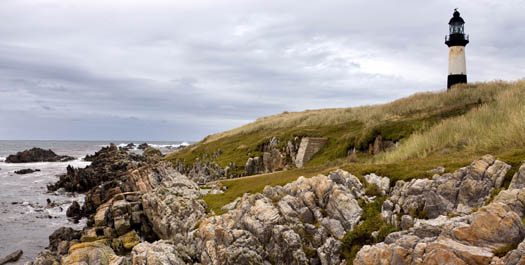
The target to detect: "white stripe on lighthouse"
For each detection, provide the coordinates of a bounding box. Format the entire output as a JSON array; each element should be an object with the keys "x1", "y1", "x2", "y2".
[{"x1": 448, "y1": 46, "x2": 466, "y2": 75}]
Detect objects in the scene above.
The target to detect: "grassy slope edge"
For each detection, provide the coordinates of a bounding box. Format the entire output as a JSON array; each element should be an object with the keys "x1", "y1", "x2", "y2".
[{"x1": 166, "y1": 80, "x2": 525, "y2": 214}]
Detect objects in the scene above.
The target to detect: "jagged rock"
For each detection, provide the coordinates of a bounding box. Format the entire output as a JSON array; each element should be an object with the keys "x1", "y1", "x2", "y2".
[
  {"x1": 14, "y1": 168, "x2": 40, "y2": 174},
  {"x1": 317, "y1": 238, "x2": 343, "y2": 265},
  {"x1": 92, "y1": 192, "x2": 154, "y2": 241},
  {"x1": 140, "y1": 171, "x2": 207, "y2": 253},
  {"x1": 509, "y1": 163, "x2": 525, "y2": 190},
  {"x1": 137, "y1": 143, "x2": 149, "y2": 150},
  {"x1": 61, "y1": 241, "x2": 128, "y2": 265},
  {"x1": 6, "y1": 148, "x2": 75, "y2": 163},
  {"x1": 48, "y1": 227, "x2": 82, "y2": 252},
  {"x1": 364, "y1": 173, "x2": 390, "y2": 195},
  {"x1": 400, "y1": 215, "x2": 414, "y2": 230},
  {"x1": 197, "y1": 171, "x2": 362, "y2": 264},
  {"x1": 27, "y1": 250, "x2": 59, "y2": 265},
  {"x1": 0, "y1": 250, "x2": 23, "y2": 265},
  {"x1": 355, "y1": 201, "x2": 525, "y2": 265},
  {"x1": 48, "y1": 144, "x2": 145, "y2": 193},
  {"x1": 142, "y1": 147, "x2": 162, "y2": 159},
  {"x1": 111, "y1": 231, "x2": 140, "y2": 253},
  {"x1": 245, "y1": 156, "x2": 263, "y2": 176},
  {"x1": 177, "y1": 159, "x2": 226, "y2": 184},
  {"x1": 386, "y1": 155, "x2": 511, "y2": 223},
  {"x1": 66, "y1": 201, "x2": 82, "y2": 219},
  {"x1": 502, "y1": 238, "x2": 525, "y2": 265},
  {"x1": 131, "y1": 241, "x2": 186, "y2": 265}
]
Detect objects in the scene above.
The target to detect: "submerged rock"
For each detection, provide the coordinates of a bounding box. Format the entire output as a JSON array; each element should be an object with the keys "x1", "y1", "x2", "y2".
[
  {"x1": 5, "y1": 148, "x2": 75, "y2": 163},
  {"x1": 66, "y1": 201, "x2": 82, "y2": 220},
  {"x1": 14, "y1": 168, "x2": 40, "y2": 174},
  {"x1": 0, "y1": 250, "x2": 23, "y2": 265}
]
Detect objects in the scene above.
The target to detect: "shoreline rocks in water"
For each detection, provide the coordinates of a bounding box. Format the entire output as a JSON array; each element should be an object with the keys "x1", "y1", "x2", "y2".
[
  {"x1": 48, "y1": 144, "x2": 147, "y2": 193},
  {"x1": 14, "y1": 168, "x2": 41, "y2": 174},
  {"x1": 5, "y1": 148, "x2": 75, "y2": 163},
  {"x1": 0, "y1": 250, "x2": 23, "y2": 265},
  {"x1": 137, "y1": 143, "x2": 149, "y2": 150}
]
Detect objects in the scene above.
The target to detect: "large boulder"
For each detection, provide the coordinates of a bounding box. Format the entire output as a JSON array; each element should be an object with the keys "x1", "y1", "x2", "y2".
[
  {"x1": 131, "y1": 241, "x2": 187, "y2": 265},
  {"x1": 5, "y1": 148, "x2": 75, "y2": 163},
  {"x1": 141, "y1": 173, "x2": 206, "y2": 245},
  {"x1": 61, "y1": 241, "x2": 128, "y2": 265}
]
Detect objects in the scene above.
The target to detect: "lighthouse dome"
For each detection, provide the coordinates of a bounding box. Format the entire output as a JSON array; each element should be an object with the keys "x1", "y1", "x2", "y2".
[{"x1": 449, "y1": 9, "x2": 465, "y2": 24}]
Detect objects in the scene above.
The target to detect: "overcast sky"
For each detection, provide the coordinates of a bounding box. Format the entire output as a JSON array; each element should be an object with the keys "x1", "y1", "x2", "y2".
[{"x1": 0, "y1": 0, "x2": 524, "y2": 141}]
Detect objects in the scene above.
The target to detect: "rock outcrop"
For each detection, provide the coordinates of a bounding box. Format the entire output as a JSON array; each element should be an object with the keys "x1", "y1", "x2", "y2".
[
  {"x1": 5, "y1": 148, "x2": 75, "y2": 163},
  {"x1": 48, "y1": 144, "x2": 146, "y2": 193},
  {"x1": 176, "y1": 159, "x2": 227, "y2": 185},
  {"x1": 29, "y1": 151, "x2": 525, "y2": 265},
  {"x1": 244, "y1": 137, "x2": 303, "y2": 175},
  {"x1": 355, "y1": 159, "x2": 525, "y2": 265},
  {"x1": 196, "y1": 169, "x2": 363, "y2": 264},
  {"x1": 382, "y1": 154, "x2": 511, "y2": 226},
  {"x1": 355, "y1": 197, "x2": 525, "y2": 265}
]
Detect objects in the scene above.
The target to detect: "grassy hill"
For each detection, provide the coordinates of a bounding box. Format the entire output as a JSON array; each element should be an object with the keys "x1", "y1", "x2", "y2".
[{"x1": 166, "y1": 80, "x2": 525, "y2": 213}]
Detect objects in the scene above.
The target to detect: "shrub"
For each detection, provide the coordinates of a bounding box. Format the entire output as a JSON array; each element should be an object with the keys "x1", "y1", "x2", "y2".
[{"x1": 365, "y1": 183, "x2": 382, "y2": 197}]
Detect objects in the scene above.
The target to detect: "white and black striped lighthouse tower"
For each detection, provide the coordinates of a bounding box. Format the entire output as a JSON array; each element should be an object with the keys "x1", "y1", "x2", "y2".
[{"x1": 445, "y1": 9, "x2": 469, "y2": 89}]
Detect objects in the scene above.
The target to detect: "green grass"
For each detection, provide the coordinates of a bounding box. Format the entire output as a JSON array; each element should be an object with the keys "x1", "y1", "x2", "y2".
[
  {"x1": 202, "y1": 149, "x2": 525, "y2": 215},
  {"x1": 168, "y1": 99, "x2": 482, "y2": 176},
  {"x1": 203, "y1": 165, "x2": 335, "y2": 215},
  {"x1": 379, "y1": 81, "x2": 525, "y2": 163},
  {"x1": 167, "y1": 81, "x2": 518, "y2": 174}
]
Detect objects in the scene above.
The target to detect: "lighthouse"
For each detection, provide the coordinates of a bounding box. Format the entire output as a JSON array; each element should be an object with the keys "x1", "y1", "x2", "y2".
[{"x1": 445, "y1": 9, "x2": 469, "y2": 89}]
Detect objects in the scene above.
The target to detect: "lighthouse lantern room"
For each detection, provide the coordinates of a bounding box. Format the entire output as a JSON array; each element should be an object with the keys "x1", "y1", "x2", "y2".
[{"x1": 445, "y1": 9, "x2": 469, "y2": 89}]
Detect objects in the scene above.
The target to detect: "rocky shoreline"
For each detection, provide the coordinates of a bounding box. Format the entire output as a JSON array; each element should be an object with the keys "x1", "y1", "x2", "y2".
[{"x1": 22, "y1": 144, "x2": 525, "y2": 265}]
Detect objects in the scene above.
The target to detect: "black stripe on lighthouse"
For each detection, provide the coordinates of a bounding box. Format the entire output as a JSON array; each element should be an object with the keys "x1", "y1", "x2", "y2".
[{"x1": 447, "y1": 74, "x2": 467, "y2": 89}]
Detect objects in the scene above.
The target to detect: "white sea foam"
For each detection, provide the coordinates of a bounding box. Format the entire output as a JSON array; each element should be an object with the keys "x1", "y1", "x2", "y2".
[
  {"x1": 0, "y1": 156, "x2": 5, "y2": 162},
  {"x1": 116, "y1": 142, "x2": 190, "y2": 150}
]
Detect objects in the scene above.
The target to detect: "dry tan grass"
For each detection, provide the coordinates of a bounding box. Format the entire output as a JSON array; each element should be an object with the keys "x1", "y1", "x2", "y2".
[
  {"x1": 378, "y1": 80, "x2": 525, "y2": 163},
  {"x1": 203, "y1": 80, "x2": 512, "y2": 144}
]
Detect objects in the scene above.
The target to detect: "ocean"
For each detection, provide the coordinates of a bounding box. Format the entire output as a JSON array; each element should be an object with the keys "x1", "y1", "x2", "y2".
[{"x1": 0, "y1": 140, "x2": 189, "y2": 263}]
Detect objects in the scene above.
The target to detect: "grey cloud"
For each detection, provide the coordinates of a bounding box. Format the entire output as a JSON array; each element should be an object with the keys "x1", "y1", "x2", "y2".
[{"x1": 0, "y1": 0, "x2": 524, "y2": 140}]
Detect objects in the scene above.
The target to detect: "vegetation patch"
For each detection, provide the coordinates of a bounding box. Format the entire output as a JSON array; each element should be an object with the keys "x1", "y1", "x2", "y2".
[{"x1": 342, "y1": 197, "x2": 399, "y2": 264}]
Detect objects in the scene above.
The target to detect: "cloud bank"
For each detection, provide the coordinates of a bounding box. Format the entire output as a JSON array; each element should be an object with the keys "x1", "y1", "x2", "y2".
[{"x1": 0, "y1": 0, "x2": 524, "y2": 140}]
